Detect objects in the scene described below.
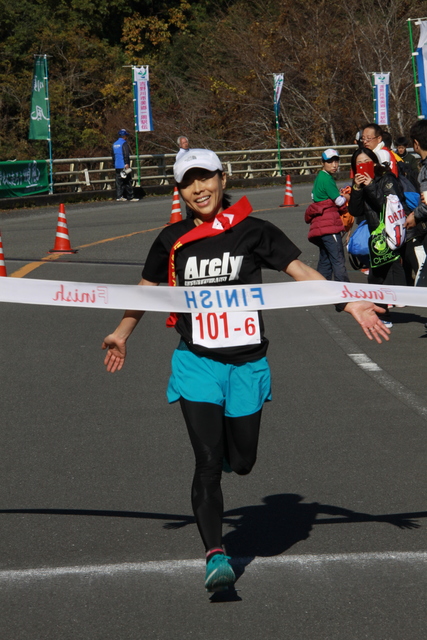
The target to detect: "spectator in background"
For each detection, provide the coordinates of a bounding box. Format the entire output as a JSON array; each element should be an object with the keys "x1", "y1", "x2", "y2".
[
  {"x1": 176, "y1": 136, "x2": 193, "y2": 218},
  {"x1": 112, "y1": 129, "x2": 139, "y2": 202},
  {"x1": 361, "y1": 124, "x2": 398, "y2": 177},
  {"x1": 404, "y1": 121, "x2": 427, "y2": 287},
  {"x1": 305, "y1": 149, "x2": 350, "y2": 282},
  {"x1": 395, "y1": 136, "x2": 419, "y2": 174},
  {"x1": 382, "y1": 131, "x2": 401, "y2": 162},
  {"x1": 349, "y1": 147, "x2": 409, "y2": 327},
  {"x1": 381, "y1": 130, "x2": 393, "y2": 150},
  {"x1": 176, "y1": 135, "x2": 190, "y2": 161},
  {"x1": 361, "y1": 123, "x2": 383, "y2": 154},
  {"x1": 384, "y1": 132, "x2": 421, "y2": 287}
]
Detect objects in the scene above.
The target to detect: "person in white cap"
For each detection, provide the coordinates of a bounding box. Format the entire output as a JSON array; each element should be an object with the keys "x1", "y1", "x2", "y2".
[
  {"x1": 306, "y1": 149, "x2": 350, "y2": 282},
  {"x1": 102, "y1": 148, "x2": 390, "y2": 594},
  {"x1": 312, "y1": 149, "x2": 347, "y2": 207}
]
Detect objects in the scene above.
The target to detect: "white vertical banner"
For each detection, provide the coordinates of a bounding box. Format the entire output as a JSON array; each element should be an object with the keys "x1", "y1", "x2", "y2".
[
  {"x1": 373, "y1": 73, "x2": 390, "y2": 126},
  {"x1": 416, "y1": 21, "x2": 427, "y2": 118},
  {"x1": 273, "y1": 73, "x2": 284, "y2": 116},
  {"x1": 272, "y1": 73, "x2": 284, "y2": 176},
  {"x1": 133, "y1": 66, "x2": 154, "y2": 132}
]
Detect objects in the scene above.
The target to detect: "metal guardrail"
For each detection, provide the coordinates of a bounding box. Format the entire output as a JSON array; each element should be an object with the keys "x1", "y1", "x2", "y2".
[{"x1": 49, "y1": 145, "x2": 358, "y2": 192}]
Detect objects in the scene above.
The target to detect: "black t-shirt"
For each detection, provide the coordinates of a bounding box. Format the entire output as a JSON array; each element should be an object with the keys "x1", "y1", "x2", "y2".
[{"x1": 142, "y1": 214, "x2": 301, "y2": 363}]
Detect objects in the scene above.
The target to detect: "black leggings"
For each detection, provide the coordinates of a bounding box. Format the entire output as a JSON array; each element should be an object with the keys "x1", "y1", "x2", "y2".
[{"x1": 179, "y1": 398, "x2": 262, "y2": 552}]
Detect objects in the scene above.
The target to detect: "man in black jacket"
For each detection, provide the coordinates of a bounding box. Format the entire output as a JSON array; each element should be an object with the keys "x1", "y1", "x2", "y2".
[{"x1": 404, "y1": 121, "x2": 427, "y2": 286}]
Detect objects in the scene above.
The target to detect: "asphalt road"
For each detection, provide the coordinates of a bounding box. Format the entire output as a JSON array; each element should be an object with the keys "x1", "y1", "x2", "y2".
[{"x1": 0, "y1": 184, "x2": 426, "y2": 639}]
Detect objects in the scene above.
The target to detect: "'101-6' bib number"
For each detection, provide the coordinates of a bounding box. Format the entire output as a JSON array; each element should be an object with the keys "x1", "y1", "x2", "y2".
[{"x1": 192, "y1": 311, "x2": 261, "y2": 348}]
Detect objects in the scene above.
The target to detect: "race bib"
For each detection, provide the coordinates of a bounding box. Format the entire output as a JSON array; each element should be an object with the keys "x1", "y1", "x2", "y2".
[
  {"x1": 385, "y1": 194, "x2": 406, "y2": 250},
  {"x1": 192, "y1": 311, "x2": 261, "y2": 348}
]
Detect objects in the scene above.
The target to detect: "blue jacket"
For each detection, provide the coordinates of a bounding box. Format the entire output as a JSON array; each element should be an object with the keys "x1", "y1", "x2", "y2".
[{"x1": 112, "y1": 137, "x2": 130, "y2": 169}]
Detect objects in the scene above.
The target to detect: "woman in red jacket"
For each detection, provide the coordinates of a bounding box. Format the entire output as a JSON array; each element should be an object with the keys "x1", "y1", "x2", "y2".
[{"x1": 305, "y1": 149, "x2": 350, "y2": 282}]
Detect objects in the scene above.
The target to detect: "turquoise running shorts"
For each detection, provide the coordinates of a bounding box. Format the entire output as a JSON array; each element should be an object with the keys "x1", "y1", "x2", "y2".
[{"x1": 167, "y1": 342, "x2": 272, "y2": 417}]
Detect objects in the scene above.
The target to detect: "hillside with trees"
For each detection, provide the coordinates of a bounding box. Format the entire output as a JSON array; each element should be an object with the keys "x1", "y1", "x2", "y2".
[{"x1": 0, "y1": 0, "x2": 425, "y2": 160}]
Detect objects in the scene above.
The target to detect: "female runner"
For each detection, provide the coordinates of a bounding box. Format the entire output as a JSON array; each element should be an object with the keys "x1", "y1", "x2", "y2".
[{"x1": 102, "y1": 149, "x2": 390, "y2": 593}]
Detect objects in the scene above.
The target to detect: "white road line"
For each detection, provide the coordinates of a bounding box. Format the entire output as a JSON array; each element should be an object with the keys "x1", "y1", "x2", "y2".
[
  {"x1": 348, "y1": 353, "x2": 382, "y2": 372},
  {"x1": 1, "y1": 552, "x2": 426, "y2": 583},
  {"x1": 310, "y1": 307, "x2": 427, "y2": 420}
]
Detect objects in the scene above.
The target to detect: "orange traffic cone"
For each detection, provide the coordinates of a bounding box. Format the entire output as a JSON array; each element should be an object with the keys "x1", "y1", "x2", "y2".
[
  {"x1": 0, "y1": 230, "x2": 7, "y2": 276},
  {"x1": 49, "y1": 204, "x2": 78, "y2": 254},
  {"x1": 279, "y1": 175, "x2": 299, "y2": 207},
  {"x1": 168, "y1": 186, "x2": 183, "y2": 224}
]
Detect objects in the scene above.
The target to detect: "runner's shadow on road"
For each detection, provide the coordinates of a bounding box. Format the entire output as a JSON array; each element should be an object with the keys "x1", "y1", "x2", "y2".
[
  {"x1": 162, "y1": 492, "x2": 424, "y2": 599},
  {"x1": 389, "y1": 310, "x2": 427, "y2": 332},
  {"x1": 1, "y1": 495, "x2": 424, "y2": 604},
  {"x1": 1, "y1": 496, "x2": 422, "y2": 556},
  {"x1": 221, "y1": 493, "x2": 424, "y2": 580},
  {"x1": 207, "y1": 493, "x2": 424, "y2": 603}
]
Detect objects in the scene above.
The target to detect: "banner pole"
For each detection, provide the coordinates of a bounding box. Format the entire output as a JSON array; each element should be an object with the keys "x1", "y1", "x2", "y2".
[
  {"x1": 274, "y1": 109, "x2": 282, "y2": 177},
  {"x1": 407, "y1": 19, "x2": 422, "y2": 118},
  {"x1": 43, "y1": 55, "x2": 53, "y2": 194},
  {"x1": 371, "y1": 73, "x2": 377, "y2": 122},
  {"x1": 132, "y1": 67, "x2": 141, "y2": 186}
]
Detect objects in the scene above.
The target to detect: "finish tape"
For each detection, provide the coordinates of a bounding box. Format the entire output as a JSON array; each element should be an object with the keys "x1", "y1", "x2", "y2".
[{"x1": 0, "y1": 277, "x2": 427, "y2": 312}]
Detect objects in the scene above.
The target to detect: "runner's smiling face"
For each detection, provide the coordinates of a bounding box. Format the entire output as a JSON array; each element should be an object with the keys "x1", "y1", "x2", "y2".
[{"x1": 179, "y1": 168, "x2": 227, "y2": 224}]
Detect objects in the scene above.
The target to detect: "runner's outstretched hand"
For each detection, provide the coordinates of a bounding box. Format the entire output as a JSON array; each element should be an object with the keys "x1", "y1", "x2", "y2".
[
  {"x1": 284, "y1": 261, "x2": 391, "y2": 344},
  {"x1": 102, "y1": 334, "x2": 127, "y2": 372},
  {"x1": 101, "y1": 304, "x2": 148, "y2": 373},
  {"x1": 344, "y1": 301, "x2": 390, "y2": 343}
]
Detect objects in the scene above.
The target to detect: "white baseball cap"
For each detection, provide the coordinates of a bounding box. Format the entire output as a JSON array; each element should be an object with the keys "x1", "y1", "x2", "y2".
[
  {"x1": 322, "y1": 148, "x2": 340, "y2": 161},
  {"x1": 376, "y1": 149, "x2": 391, "y2": 166},
  {"x1": 174, "y1": 148, "x2": 223, "y2": 183}
]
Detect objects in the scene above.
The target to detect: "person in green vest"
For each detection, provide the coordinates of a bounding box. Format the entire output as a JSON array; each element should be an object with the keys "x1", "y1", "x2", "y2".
[{"x1": 305, "y1": 149, "x2": 350, "y2": 281}]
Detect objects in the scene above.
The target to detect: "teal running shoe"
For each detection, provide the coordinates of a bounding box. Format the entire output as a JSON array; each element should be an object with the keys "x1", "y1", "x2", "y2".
[{"x1": 204, "y1": 553, "x2": 235, "y2": 592}]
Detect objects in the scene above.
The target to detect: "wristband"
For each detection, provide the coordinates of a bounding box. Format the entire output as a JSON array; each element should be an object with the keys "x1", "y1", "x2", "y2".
[{"x1": 335, "y1": 303, "x2": 347, "y2": 312}]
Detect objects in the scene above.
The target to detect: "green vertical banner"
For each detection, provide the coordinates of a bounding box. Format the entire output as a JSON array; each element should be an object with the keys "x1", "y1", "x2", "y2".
[
  {"x1": 29, "y1": 55, "x2": 53, "y2": 193},
  {"x1": 29, "y1": 57, "x2": 50, "y2": 140}
]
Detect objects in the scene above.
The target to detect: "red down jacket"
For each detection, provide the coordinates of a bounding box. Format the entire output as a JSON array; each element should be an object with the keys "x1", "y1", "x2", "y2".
[{"x1": 304, "y1": 198, "x2": 346, "y2": 241}]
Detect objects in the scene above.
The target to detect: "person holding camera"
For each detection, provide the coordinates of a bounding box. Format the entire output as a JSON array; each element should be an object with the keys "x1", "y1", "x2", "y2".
[
  {"x1": 112, "y1": 129, "x2": 139, "y2": 202},
  {"x1": 349, "y1": 147, "x2": 409, "y2": 327}
]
